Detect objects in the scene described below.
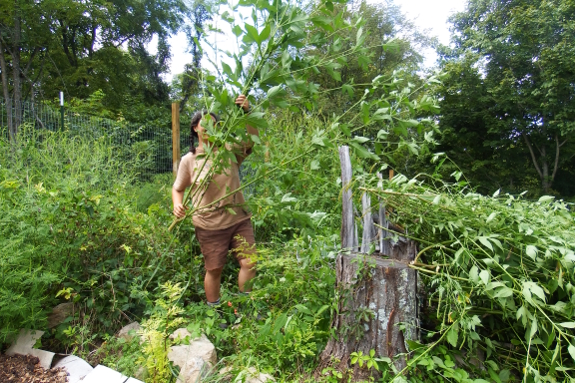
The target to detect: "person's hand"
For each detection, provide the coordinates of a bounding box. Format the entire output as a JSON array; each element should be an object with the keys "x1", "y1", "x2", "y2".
[
  {"x1": 173, "y1": 203, "x2": 188, "y2": 218},
  {"x1": 235, "y1": 95, "x2": 250, "y2": 112}
]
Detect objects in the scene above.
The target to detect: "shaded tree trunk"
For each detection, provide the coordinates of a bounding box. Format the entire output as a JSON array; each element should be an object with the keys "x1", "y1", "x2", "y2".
[
  {"x1": 524, "y1": 134, "x2": 565, "y2": 195},
  {"x1": 0, "y1": 39, "x2": 14, "y2": 141}
]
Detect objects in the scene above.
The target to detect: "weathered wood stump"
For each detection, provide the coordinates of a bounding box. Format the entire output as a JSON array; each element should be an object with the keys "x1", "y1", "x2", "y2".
[
  {"x1": 316, "y1": 146, "x2": 419, "y2": 381},
  {"x1": 315, "y1": 243, "x2": 418, "y2": 381}
]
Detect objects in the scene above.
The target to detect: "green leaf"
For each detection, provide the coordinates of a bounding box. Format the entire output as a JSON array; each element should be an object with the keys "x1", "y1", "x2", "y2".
[
  {"x1": 486, "y1": 212, "x2": 497, "y2": 223},
  {"x1": 516, "y1": 305, "x2": 528, "y2": 327},
  {"x1": 295, "y1": 304, "x2": 312, "y2": 315},
  {"x1": 267, "y1": 85, "x2": 285, "y2": 99},
  {"x1": 281, "y1": 50, "x2": 291, "y2": 68},
  {"x1": 342, "y1": 83, "x2": 354, "y2": 97},
  {"x1": 232, "y1": 25, "x2": 243, "y2": 37},
  {"x1": 446, "y1": 326, "x2": 458, "y2": 347},
  {"x1": 245, "y1": 112, "x2": 269, "y2": 129},
  {"x1": 529, "y1": 317, "x2": 538, "y2": 340},
  {"x1": 222, "y1": 62, "x2": 234, "y2": 79},
  {"x1": 349, "y1": 142, "x2": 378, "y2": 160},
  {"x1": 478, "y1": 236, "x2": 493, "y2": 252},
  {"x1": 353, "y1": 136, "x2": 370, "y2": 144},
  {"x1": 523, "y1": 281, "x2": 546, "y2": 302},
  {"x1": 479, "y1": 270, "x2": 489, "y2": 285},
  {"x1": 538, "y1": 195, "x2": 555, "y2": 203},
  {"x1": 281, "y1": 193, "x2": 297, "y2": 203},
  {"x1": 259, "y1": 24, "x2": 271, "y2": 42},
  {"x1": 312, "y1": 135, "x2": 326, "y2": 147},
  {"x1": 525, "y1": 245, "x2": 538, "y2": 260},
  {"x1": 469, "y1": 266, "x2": 479, "y2": 283},
  {"x1": 568, "y1": 344, "x2": 575, "y2": 362},
  {"x1": 494, "y1": 286, "x2": 513, "y2": 298},
  {"x1": 558, "y1": 322, "x2": 575, "y2": 329},
  {"x1": 245, "y1": 23, "x2": 260, "y2": 44}
]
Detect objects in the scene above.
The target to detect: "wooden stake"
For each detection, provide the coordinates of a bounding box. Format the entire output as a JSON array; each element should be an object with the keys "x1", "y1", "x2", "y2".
[
  {"x1": 361, "y1": 192, "x2": 374, "y2": 253},
  {"x1": 172, "y1": 102, "x2": 180, "y2": 177},
  {"x1": 339, "y1": 146, "x2": 356, "y2": 250}
]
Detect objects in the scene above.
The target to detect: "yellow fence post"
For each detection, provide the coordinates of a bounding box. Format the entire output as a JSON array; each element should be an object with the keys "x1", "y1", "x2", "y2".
[{"x1": 172, "y1": 102, "x2": 180, "y2": 177}]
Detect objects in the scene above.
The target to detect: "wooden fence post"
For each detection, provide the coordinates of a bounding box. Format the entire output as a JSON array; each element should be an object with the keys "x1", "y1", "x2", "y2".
[{"x1": 172, "y1": 102, "x2": 180, "y2": 177}]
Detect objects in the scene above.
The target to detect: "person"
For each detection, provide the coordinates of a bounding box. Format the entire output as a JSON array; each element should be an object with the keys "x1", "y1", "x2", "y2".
[{"x1": 172, "y1": 95, "x2": 257, "y2": 307}]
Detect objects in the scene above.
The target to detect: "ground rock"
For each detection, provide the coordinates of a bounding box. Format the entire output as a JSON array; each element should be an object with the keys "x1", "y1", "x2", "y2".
[
  {"x1": 173, "y1": 356, "x2": 208, "y2": 383},
  {"x1": 219, "y1": 366, "x2": 275, "y2": 383},
  {"x1": 169, "y1": 328, "x2": 192, "y2": 342},
  {"x1": 47, "y1": 302, "x2": 74, "y2": 329},
  {"x1": 118, "y1": 322, "x2": 141, "y2": 341},
  {"x1": 168, "y1": 333, "x2": 217, "y2": 383},
  {"x1": 167, "y1": 335, "x2": 217, "y2": 364}
]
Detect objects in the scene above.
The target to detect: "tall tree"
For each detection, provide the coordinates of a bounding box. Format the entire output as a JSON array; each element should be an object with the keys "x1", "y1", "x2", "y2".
[
  {"x1": 307, "y1": 0, "x2": 430, "y2": 118},
  {"x1": 0, "y1": 0, "x2": 59, "y2": 140},
  {"x1": 438, "y1": 0, "x2": 575, "y2": 195},
  {"x1": 0, "y1": 0, "x2": 188, "y2": 137}
]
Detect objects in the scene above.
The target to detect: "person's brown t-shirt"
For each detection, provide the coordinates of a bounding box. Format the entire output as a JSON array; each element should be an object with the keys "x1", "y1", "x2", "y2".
[{"x1": 173, "y1": 142, "x2": 253, "y2": 230}]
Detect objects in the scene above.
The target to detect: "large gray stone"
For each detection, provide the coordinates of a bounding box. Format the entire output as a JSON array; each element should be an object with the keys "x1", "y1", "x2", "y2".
[
  {"x1": 168, "y1": 333, "x2": 216, "y2": 364},
  {"x1": 168, "y1": 333, "x2": 217, "y2": 383},
  {"x1": 172, "y1": 356, "x2": 208, "y2": 383},
  {"x1": 118, "y1": 322, "x2": 141, "y2": 341},
  {"x1": 47, "y1": 302, "x2": 74, "y2": 328}
]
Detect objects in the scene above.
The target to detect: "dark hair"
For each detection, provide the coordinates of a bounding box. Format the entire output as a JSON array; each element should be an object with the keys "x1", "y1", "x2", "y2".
[{"x1": 190, "y1": 110, "x2": 219, "y2": 154}]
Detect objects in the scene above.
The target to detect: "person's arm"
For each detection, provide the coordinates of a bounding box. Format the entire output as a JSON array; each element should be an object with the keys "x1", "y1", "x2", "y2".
[
  {"x1": 172, "y1": 187, "x2": 187, "y2": 218},
  {"x1": 172, "y1": 155, "x2": 192, "y2": 218}
]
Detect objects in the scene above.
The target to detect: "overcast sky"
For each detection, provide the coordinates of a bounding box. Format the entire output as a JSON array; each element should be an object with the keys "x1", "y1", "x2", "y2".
[{"x1": 162, "y1": 0, "x2": 467, "y2": 80}]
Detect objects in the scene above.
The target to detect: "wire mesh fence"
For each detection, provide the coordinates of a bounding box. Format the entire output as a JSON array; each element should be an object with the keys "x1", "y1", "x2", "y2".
[{"x1": 0, "y1": 98, "x2": 174, "y2": 181}]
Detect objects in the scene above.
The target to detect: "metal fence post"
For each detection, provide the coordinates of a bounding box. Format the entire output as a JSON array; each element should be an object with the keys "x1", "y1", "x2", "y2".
[
  {"x1": 172, "y1": 102, "x2": 180, "y2": 177},
  {"x1": 60, "y1": 92, "x2": 64, "y2": 130}
]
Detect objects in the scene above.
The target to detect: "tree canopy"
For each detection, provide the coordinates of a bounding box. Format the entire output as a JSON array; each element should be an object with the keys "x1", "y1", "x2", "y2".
[
  {"x1": 436, "y1": 0, "x2": 575, "y2": 196},
  {"x1": 0, "y1": 0, "x2": 193, "y2": 136}
]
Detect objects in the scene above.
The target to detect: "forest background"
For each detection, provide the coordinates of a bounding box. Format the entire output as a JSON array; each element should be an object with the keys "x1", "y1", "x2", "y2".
[{"x1": 1, "y1": 0, "x2": 575, "y2": 382}]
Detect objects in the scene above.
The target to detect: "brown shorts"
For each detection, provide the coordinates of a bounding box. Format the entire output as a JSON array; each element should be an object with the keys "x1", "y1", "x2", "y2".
[{"x1": 195, "y1": 219, "x2": 256, "y2": 271}]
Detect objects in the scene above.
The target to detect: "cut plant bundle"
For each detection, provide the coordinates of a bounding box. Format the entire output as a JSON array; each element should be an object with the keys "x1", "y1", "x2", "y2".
[
  {"x1": 168, "y1": 0, "x2": 383, "y2": 231},
  {"x1": 359, "y1": 173, "x2": 575, "y2": 382}
]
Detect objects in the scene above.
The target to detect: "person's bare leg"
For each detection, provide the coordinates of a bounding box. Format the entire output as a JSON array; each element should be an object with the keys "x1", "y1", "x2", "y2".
[
  {"x1": 238, "y1": 257, "x2": 256, "y2": 293},
  {"x1": 205, "y1": 267, "x2": 224, "y2": 303}
]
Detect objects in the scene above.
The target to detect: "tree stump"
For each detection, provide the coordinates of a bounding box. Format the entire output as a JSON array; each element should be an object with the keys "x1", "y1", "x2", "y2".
[{"x1": 315, "y1": 238, "x2": 418, "y2": 381}]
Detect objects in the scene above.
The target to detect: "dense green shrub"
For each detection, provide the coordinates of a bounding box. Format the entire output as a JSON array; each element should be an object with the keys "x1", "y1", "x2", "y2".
[{"x1": 0, "y1": 127, "x2": 178, "y2": 347}]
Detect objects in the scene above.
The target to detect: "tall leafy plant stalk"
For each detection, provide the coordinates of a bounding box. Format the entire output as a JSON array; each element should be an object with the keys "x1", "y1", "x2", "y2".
[
  {"x1": 168, "y1": 0, "x2": 376, "y2": 231},
  {"x1": 360, "y1": 172, "x2": 575, "y2": 382},
  {"x1": 168, "y1": 0, "x2": 441, "y2": 232}
]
